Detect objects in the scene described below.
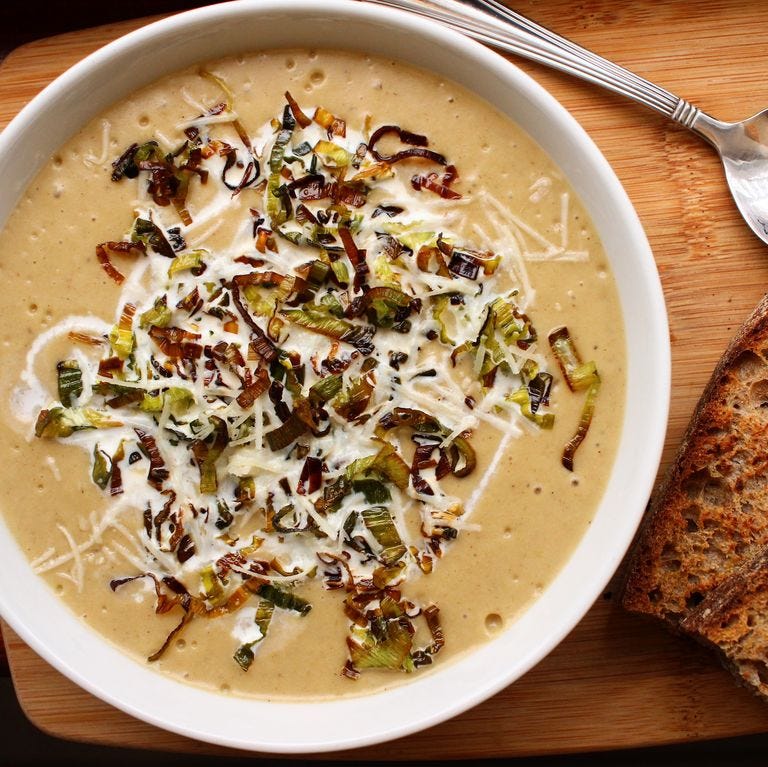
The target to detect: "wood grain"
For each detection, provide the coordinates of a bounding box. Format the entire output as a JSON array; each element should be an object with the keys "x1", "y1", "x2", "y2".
[{"x1": 3, "y1": 0, "x2": 768, "y2": 757}]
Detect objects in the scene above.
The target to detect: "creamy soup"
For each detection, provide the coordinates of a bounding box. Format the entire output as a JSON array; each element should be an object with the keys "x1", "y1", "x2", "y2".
[{"x1": 0, "y1": 49, "x2": 625, "y2": 699}]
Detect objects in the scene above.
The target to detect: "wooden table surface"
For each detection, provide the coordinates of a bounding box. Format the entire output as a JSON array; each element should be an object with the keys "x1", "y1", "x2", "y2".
[{"x1": 3, "y1": 0, "x2": 768, "y2": 759}]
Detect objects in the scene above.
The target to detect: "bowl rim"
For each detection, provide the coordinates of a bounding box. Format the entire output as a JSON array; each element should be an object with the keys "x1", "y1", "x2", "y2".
[{"x1": 0, "y1": 0, "x2": 670, "y2": 754}]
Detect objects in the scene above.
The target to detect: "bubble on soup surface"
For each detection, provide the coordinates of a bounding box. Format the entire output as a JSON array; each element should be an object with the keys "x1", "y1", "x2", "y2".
[{"x1": 485, "y1": 613, "x2": 503, "y2": 633}]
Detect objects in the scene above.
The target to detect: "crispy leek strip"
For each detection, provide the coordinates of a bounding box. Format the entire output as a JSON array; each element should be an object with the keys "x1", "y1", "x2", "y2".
[
  {"x1": 431, "y1": 295, "x2": 455, "y2": 345},
  {"x1": 507, "y1": 360, "x2": 554, "y2": 428},
  {"x1": 361, "y1": 507, "x2": 407, "y2": 565},
  {"x1": 283, "y1": 305, "x2": 375, "y2": 355},
  {"x1": 258, "y1": 583, "x2": 312, "y2": 615},
  {"x1": 91, "y1": 443, "x2": 111, "y2": 490},
  {"x1": 343, "y1": 593, "x2": 444, "y2": 677},
  {"x1": 139, "y1": 296, "x2": 172, "y2": 329},
  {"x1": 35, "y1": 407, "x2": 123, "y2": 438},
  {"x1": 507, "y1": 387, "x2": 554, "y2": 428},
  {"x1": 346, "y1": 286, "x2": 419, "y2": 331},
  {"x1": 346, "y1": 611, "x2": 414, "y2": 673},
  {"x1": 548, "y1": 327, "x2": 601, "y2": 470},
  {"x1": 313, "y1": 139, "x2": 351, "y2": 168},
  {"x1": 377, "y1": 407, "x2": 476, "y2": 478},
  {"x1": 265, "y1": 397, "x2": 314, "y2": 451},
  {"x1": 308, "y1": 373, "x2": 343, "y2": 405},
  {"x1": 451, "y1": 296, "x2": 536, "y2": 387},
  {"x1": 333, "y1": 360, "x2": 377, "y2": 421},
  {"x1": 190, "y1": 416, "x2": 229, "y2": 493},
  {"x1": 131, "y1": 217, "x2": 174, "y2": 258},
  {"x1": 284, "y1": 90, "x2": 311, "y2": 128},
  {"x1": 548, "y1": 326, "x2": 599, "y2": 392},
  {"x1": 200, "y1": 69, "x2": 255, "y2": 153},
  {"x1": 109, "y1": 303, "x2": 136, "y2": 361},
  {"x1": 345, "y1": 441, "x2": 411, "y2": 491},
  {"x1": 233, "y1": 600, "x2": 275, "y2": 671},
  {"x1": 562, "y1": 379, "x2": 600, "y2": 471},
  {"x1": 168, "y1": 249, "x2": 207, "y2": 279},
  {"x1": 140, "y1": 386, "x2": 195, "y2": 416},
  {"x1": 267, "y1": 105, "x2": 295, "y2": 226}
]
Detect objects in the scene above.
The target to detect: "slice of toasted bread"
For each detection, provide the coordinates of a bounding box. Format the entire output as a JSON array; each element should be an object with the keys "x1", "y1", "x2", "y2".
[
  {"x1": 622, "y1": 293, "x2": 768, "y2": 625},
  {"x1": 680, "y1": 547, "x2": 768, "y2": 700}
]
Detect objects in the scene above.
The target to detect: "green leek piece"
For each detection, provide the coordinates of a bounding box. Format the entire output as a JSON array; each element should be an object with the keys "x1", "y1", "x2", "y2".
[
  {"x1": 258, "y1": 583, "x2": 311, "y2": 615},
  {"x1": 35, "y1": 407, "x2": 123, "y2": 438},
  {"x1": 91, "y1": 444, "x2": 112, "y2": 490},
  {"x1": 283, "y1": 305, "x2": 375, "y2": 355},
  {"x1": 361, "y1": 506, "x2": 406, "y2": 565},
  {"x1": 313, "y1": 139, "x2": 351, "y2": 167},
  {"x1": 167, "y1": 249, "x2": 207, "y2": 279},
  {"x1": 109, "y1": 303, "x2": 136, "y2": 360},
  {"x1": 233, "y1": 600, "x2": 275, "y2": 671},
  {"x1": 56, "y1": 360, "x2": 83, "y2": 407},
  {"x1": 190, "y1": 416, "x2": 229, "y2": 494},
  {"x1": 139, "y1": 296, "x2": 172, "y2": 329}
]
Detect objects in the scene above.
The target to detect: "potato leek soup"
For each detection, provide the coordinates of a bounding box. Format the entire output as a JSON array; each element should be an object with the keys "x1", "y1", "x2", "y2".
[{"x1": 0, "y1": 49, "x2": 625, "y2": 699}]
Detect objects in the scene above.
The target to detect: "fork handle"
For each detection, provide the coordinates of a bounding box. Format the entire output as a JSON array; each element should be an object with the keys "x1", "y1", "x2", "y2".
[
  {"x1": 464, "y1": 0, "x2": 700, "y2": 120},
  {"x1": 372, "y1": 0, "x2": 720, "y2": 137}
]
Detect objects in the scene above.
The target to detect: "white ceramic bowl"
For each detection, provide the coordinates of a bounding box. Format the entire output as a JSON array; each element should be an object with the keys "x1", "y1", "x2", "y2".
[{"x1": 0, "y1": 0, "x2": 669, "y2": 753}]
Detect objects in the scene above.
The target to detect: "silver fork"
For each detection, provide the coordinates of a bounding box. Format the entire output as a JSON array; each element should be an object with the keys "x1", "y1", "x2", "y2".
[{"x1": 366, "y1": 0, "x2": 768, "y2": 246}]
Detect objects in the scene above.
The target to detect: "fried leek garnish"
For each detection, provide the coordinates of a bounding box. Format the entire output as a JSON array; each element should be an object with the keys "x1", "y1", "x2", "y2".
[{"x1": 33, "y1": 85, "x2": 600, "y2": 678}]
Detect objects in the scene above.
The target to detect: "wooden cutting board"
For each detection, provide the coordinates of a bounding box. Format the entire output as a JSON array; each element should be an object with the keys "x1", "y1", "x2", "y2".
[{"x1": 3, "y1": 0, "x2": 768, "y2": 758}]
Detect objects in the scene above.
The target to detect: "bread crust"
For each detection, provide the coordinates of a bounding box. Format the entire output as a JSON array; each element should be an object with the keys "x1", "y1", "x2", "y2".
[
  {"x1": 622, "y1": 292, "x2": 768, "y2": 624},
  {"x1": 680, "y1": 547, "x2": 768, "y2": 701}
]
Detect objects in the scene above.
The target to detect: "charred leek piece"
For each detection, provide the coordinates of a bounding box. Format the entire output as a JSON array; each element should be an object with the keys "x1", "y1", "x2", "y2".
[
  {"x1": 377, "y1": 407, "x2": 476, "y2": 478},
  {"x1": 132, "y1": 217, "x2": 174, "y2": 258}
]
